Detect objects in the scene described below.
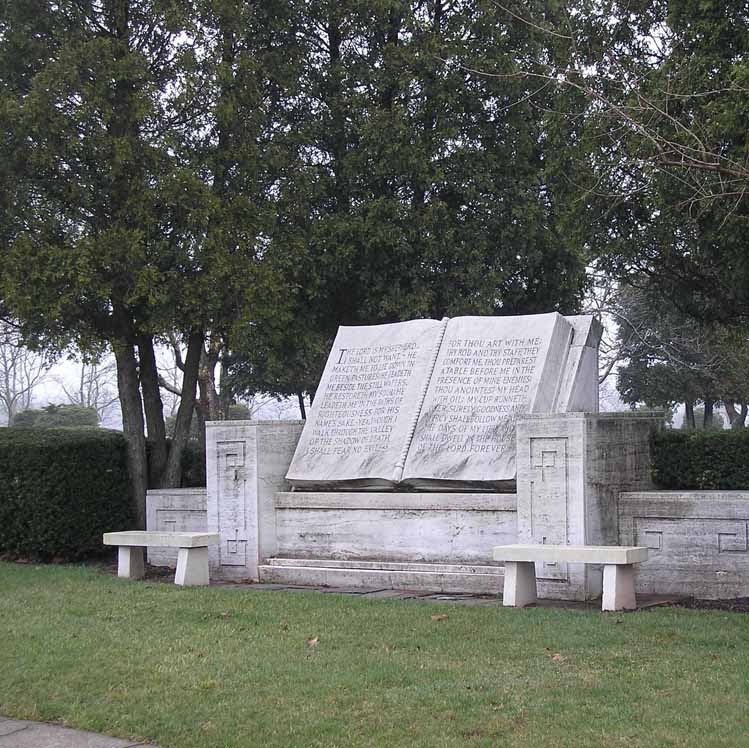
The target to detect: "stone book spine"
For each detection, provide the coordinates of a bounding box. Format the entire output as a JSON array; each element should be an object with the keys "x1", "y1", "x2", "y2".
[{"x1": 391, "y1": 317, "x2": 449, "y2": 483}]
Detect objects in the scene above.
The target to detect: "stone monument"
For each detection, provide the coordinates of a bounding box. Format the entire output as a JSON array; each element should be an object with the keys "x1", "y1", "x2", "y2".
[
  {"x1": 287, "y1": 312, "x2": 600, "y2": 489},
  {"x1": 150, "y1": 311, "x2": 663, "y2": 600}
]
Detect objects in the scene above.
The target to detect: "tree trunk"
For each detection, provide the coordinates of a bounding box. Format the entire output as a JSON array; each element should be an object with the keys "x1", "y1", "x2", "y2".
[
  {"x1": 113, "y1": 338, "x2": 148, "y2": 528},
  {"x1": 202, "y1": 335, "x2": 223, "y2": 418},
  {"x1": 195, "y1": 401, "x2": 208, "y2": 455},
  {"x1": 138, "y1": 334, "x2": 168, "y2": 487},
  {"x1": 163, "y1": 330, "x2": 204, "y2": 487},
  {"x1": 218, "y1": 349, "x2": 232, "y2": 416},
  {"x1": 297, "y1": 392, "x2": 306, "y2": 420},
  {"x1": 725, "y1": 400, "x2": 748, "y2": 429},
  {"x1": 703, "y1": 398, "x2": 714, "y2": 429},
  {"x1": 684, "y1": 400, "x2": 695, "y2": 429},
  {"x1": 196, "y1": 336, "x2": 224, "y2": 454}
]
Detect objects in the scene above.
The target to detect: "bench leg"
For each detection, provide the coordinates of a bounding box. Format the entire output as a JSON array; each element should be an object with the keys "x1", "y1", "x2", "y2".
[
  {"x1": 503, "y1": 561, "x2": 537, "y2": 607},
  {"x1": 602, "y1": 564, "x2": 636, "y2": 611},
  {"x1": 118, "y1": 546, "x2": 145, "y2": 580},
  {"x1": 175, "y1": 546, "x2": 210, "y2": 586}
]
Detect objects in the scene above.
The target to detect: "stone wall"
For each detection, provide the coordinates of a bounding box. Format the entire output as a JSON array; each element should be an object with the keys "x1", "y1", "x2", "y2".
[
  {"x1": 619, "y1": 491, "x2": 749, "y2": 599},
  {"x1": 150, "y1": 415, "x2": 749, "y2": 601},
  {"x1": 146, "y1": 473, "x2": 749, "y2": 601},
  {"x1": 274, "y1": 491, "x2": 517, "y2": 565},
  {"x1": 145, "y1": 488, "x2": 208, "y2": 566}
]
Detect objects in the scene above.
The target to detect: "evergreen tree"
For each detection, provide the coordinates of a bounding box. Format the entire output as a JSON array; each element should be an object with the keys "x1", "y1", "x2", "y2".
[
  {"x1": 1, "y1": 1, "x2": 225, "y2": 522},
  {"x1": 228, "y1": 0, "x2": 592, "y2": 401}
]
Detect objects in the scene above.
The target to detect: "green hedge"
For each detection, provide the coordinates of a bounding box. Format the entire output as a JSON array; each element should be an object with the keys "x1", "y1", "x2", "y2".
[
  {"x1": 146, "y1": 440, "x2": 206, "y2": 488},
  {"x1": 652, "y1": 429, "x2": 749, "y2": 490},
  {"x1": 0, "y1": 428, "x2": 134, "y2": 561}
]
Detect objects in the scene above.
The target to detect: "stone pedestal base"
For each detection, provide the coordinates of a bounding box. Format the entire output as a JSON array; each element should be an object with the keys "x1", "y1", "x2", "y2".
[
  {"x1": 118, "y1": 546, "x2": 145, "y2": 580},
  {"x1": 602, "y1": 564, "x2": 636, "y2": 611},
  {"x1": 175, "y1": 546, "x2": 210, "y2": 586},
  {"x1": 516, "y1": 412, "x2": 660, "y2": 600},
  {"x1": 502, "y1": 561, "x2": 538, "y2": 607}
]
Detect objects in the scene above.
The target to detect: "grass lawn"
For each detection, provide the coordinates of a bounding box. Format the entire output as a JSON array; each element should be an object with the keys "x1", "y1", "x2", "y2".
[{"x1": 1, "y1": 562, "x2": 748, "y2": 747}]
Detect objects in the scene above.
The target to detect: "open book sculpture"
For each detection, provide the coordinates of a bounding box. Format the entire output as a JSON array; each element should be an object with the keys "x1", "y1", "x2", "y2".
[{"x1": 286, "y1": 312, "x2": 601, "y2": 489}]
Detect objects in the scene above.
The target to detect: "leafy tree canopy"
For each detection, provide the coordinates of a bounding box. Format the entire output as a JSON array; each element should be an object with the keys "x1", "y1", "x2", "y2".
[{"x1": 576, "y1": 0, "x2": 749, "y2": 323}]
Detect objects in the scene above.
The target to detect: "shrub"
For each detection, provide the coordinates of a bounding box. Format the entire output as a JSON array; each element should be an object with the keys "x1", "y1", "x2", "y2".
[
  {"x1": 145, "y1": 439, "x2": 206, "y2": 488},
  {"x1": 0, "y1": 428, "x2": 133, "y2": 561},
  {"x1": 651, "y1": 429, "x2": 749, "y2": 490},
  {"x1": 180, "y1": 442, "x2": 206, "y2": 487},
  {"x1": 11, "y1": 404, "x2": 99, "y2": 428}
]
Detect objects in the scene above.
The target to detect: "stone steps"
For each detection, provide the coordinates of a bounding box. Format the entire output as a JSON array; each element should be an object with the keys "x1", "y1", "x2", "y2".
[{"x1": 258, "y1": 557, "x2": 503, "y2": 594}]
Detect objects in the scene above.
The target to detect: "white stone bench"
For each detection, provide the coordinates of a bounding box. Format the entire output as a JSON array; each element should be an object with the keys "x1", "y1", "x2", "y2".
[
  {"x1": 103, "y1": 531, "x2": 220, "y2": 586},
  {"x1": 493, "y1": 544, "x2": 649, "y2": 611}
]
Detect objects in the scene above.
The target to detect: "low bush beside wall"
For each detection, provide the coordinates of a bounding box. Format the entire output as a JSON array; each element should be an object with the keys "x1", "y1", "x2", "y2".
[
  {"x1": 0, "y1": 428, "x2": 134, "y2": 561},
  {"x1": 652, "y1": 429, "x2": 749, "y2": 490},
  {"x1": 146, "y1": 440, "x2": 206, "y2": 488}
]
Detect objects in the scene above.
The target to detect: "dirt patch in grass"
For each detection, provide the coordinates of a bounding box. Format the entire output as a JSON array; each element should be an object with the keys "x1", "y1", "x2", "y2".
[{"x1": 675, "y1": 596, "x2": 749, "y2": 612}]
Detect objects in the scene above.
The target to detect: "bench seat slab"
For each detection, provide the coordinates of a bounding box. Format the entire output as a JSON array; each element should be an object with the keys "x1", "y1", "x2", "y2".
[
  {"x1": 493, "y1": 544, "x2": 648, "y2": 565},
  {"x1": 502, "y1": 561, "x2": 537, "y2": 608},
  {"x1": 104, "y1": 531, "x2": 219, "y2": 548}
]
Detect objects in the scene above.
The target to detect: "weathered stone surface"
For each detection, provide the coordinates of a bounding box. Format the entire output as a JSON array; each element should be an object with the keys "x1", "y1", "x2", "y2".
[
  {"x1": 602, "y1": 564, "x2": 637, "y2": 611},
  {"x1": 0, "y1": 718, "x2": 155, "y2": 747},
  {"x1": 175, "y1": 546, "x2": 210, "y2": 586},
  {"x1": 619, "y1": 490, "x2": 749, "y2": 599},
  {"x1": 496, "y1": 545, "x2": 646, "y2": 610},
  {"x1": 145, "y1": 488, "x2": 207, "y2": 567},
  {"x1": 287, "y1": 312, "x2": 596, "y2": 488},
  {"x1": 117, "y1": 546, "x2": 144, "y2": 580},
  {"x1": 493, "y1": 544, "x2": 648, "y2": 564},
  {"x1": 206, "y1": 420, "x2": 304, "y2": 581},
  {"x1": 259, "y1": 557, "x2": 503, "y2": 594},
  {"x1": 502, "y1": 561, "x2": 538, "y2": 607},
  {"x1": 103, "y1": 532, "x2": 218, "y2": 582},
  {"x1": 273, "y1": 491, "x2": 517, "y2": 565},
  {"x1": 554, "y1": 315, "x2": 603, "y2": 413}
]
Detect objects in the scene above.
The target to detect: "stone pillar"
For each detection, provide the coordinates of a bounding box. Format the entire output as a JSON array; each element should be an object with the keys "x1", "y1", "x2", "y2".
[
  {"x1": 515, "y1": 412, "x2": 661, "y2": 600},
  {"x1": 206, "y1": 420, "x2": 304, "y2": 581}
]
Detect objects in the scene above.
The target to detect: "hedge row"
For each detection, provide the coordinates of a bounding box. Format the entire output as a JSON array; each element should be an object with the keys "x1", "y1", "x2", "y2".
[
  {"x1": 651, "y1": 429, "x2": 749, "y2": 490},
  {"x1": 0, "y1": 428, "x2": 134, "y2": 561}
]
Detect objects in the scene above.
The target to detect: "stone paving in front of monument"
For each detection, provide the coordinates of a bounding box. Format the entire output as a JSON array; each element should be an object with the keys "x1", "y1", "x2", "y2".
[
  {"x1": 124, "y1": 562, "x2": 680, "y2": 610},
  {"x1": 210, "y1": 579, "x2": 679, "y2": 610}
]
